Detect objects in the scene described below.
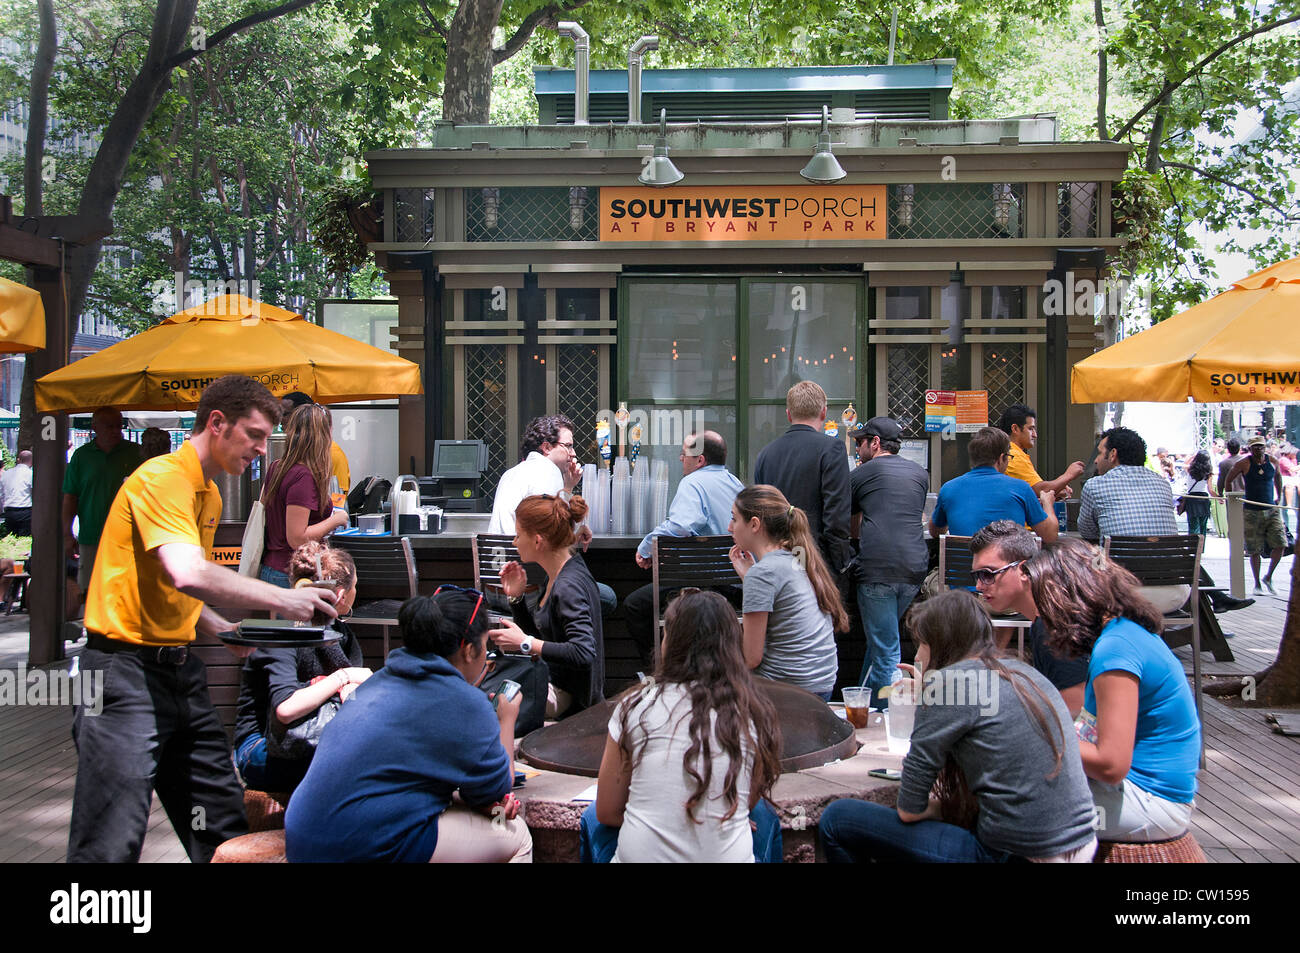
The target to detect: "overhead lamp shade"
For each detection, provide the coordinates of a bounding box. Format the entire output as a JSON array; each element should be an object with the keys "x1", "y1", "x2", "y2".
[
  {"x1": 638, "y1": 144, "x2": 685, "y2": 187},
  {"x1": 800, "y1": 106, "x2": 847, "y2": 184}
]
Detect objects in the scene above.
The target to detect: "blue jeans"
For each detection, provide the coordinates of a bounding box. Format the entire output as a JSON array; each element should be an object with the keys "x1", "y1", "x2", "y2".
[
  {"x1": 260, "y1": 565, "x2": 291, "y2": 588},
  {"x1": 818, "y1": 799, "x2": 1010, "y2": 863},
  {"x1": 856, "y1": 581, "x2": 920, "y2": 707},
  {"x1": 580, "y1": 799, "x2": 783, "y2": 863},
  {"x1": 234, "y1": 733, "x2": 310, "y2": 793}
]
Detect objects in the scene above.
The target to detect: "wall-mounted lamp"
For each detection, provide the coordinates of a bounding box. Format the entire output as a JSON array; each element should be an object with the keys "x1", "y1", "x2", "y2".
[
  {"x1": 569, "y1": 187, "x2": 589, "y2": 231},
  {"x1": 897, "y1": 184, "x2": 915, "y2": 227},
  {"x1": 800, "y1": 106, "x2": 847, "y2": 184},
  {"x1": 638, "y1": 108, "x2": 684, "y2": 187},
  {"x1": 481, "y1": 187, "x2": 500, "y2": 230},
  {"x1": 992, "y1": 183, "x2": 1015, "y2": 231}
]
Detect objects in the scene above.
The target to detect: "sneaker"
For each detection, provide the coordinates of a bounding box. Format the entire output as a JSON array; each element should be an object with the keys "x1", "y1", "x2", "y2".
[
  {"x1": 1254, "y1": 583, "x2": 1264, "y2": 595},
  {"x1": 1264, "y1": 578, "x2": 1278, "y2": 596}
]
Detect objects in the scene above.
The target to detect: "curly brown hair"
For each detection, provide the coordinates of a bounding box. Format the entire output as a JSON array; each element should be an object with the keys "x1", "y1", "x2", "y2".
[{"x1": 1023, "y1": 537, "x2": 1163, "y2": 660}]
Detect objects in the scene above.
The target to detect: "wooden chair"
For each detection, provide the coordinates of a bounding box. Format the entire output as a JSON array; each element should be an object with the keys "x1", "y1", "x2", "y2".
[
  {"x1": 471, "y1": 534, "x2": 548, "y2": 600},
  {"x1": 938, "y1": 534, "x2": 1033, "y2": 657},
  {"x1": 650, "y1": 535, "x2": 741, "y2": 664},
  {"x1": 330, "y1": 535, "x2": 418, "y2": 663},
  {"x1": 1102, "y1": 534, "x2": 1205, "y2": 763}
]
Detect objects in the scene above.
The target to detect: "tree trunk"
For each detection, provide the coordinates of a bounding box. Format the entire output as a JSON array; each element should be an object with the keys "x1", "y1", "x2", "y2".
[
  {"x1": 1094, "y1": 0, "x2": 1107, "y2": 140},
  {"x1": 443, "y1": 0, "x2": 505, "y2": 124},
  {"x1": 1259, "y1": 554, "x2": 1300, "y2": 704},
  {"x1": 23, "y1": 0, "x2": 57, "y2": 218}
]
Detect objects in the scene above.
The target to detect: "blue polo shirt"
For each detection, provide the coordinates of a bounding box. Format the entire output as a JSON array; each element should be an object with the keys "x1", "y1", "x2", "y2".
[{"x1": 931, "y1": 466, "x2": 1049, "y2": 537}]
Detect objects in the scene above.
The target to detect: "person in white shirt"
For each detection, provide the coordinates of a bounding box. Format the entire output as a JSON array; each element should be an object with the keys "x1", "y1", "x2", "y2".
[
  {"x1": 488, "y1": 415, "x2": 580, "y2": 535},
  {"x1": 1, "y1": 450, "x2": 34, "y2": 536}
]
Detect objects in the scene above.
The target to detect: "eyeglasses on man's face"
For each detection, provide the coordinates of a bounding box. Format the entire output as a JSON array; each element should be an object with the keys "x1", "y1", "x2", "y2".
[{"x1": 970, "y1": 560, "x2": 1024, "y2": 587}]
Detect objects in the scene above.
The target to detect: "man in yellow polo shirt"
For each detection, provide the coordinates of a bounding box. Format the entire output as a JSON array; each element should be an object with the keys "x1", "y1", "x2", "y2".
[
  {"x1": 68, "y1": 375, "x2": 338, "y2": 864},
  {"x1": 997, "y1": 403, "x2": 1084, "y2": 502}
]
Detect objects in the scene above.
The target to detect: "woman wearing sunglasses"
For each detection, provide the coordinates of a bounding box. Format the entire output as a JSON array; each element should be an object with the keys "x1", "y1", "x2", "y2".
[
  {"x1": 233, "y1": 541, "x2": 369, "y2": 793},
  {"x1": 285, "y1": 587, "x2": 532, "y2": 862},
  {"x1": 488, "y1": 493, "x2": 604, "y2": 718}
]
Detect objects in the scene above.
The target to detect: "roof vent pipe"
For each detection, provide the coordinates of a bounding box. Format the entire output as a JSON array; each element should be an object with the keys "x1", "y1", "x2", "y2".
[
  {"x1": 627, "y1": 35, "x2": 658, "y2": 124},
  {"x1": 557, "y1": 22, "x2": 590, "y2": 125}
]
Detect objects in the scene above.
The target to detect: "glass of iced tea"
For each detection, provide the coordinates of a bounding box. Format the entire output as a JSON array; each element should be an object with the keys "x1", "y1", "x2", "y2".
[{"x1": 841, "y1": 686, "x2": 871, "y2": 729}]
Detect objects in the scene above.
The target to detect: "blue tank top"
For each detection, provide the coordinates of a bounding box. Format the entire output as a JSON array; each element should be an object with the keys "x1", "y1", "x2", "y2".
[{"x1": 1243, "y1": 456, "x2": 1276, "y2": 505}]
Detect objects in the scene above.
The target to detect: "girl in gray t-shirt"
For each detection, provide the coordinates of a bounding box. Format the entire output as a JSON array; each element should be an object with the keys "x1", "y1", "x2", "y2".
[{"x1": 729, "y1": 485, "x2": 848, "y2": 698}]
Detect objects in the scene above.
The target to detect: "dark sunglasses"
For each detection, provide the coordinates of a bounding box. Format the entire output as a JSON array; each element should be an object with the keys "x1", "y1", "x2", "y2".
[
  {"x1": 432, "y1": 584, "x2": 485, "y2": 635},
  {"x1": 970, "y1": 561, "x2": 1024, "y2": 586}
]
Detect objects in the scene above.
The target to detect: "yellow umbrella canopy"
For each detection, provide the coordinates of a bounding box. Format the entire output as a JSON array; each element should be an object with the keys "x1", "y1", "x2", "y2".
[
  {"x1": 0, "y1": 276, "x2": 46, "y2": 353},
  {"x1": 1071, "y1": 256, "x2": 1300, "y2": 404},
  {"x1": 35, "y1": 294, "x2": 422, "y2": 413}
]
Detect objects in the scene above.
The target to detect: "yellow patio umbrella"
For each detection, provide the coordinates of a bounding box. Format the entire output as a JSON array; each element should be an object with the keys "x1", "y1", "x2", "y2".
[
  {"x1": 0, "y1": 276, "x2": 46, "y2": 352},
  {"x1": 1071, "y1": 256, "x2": 1300, "y2": 404},
  {"x1": 35, "y1": 294, "x2": 421, "y2": 413}
]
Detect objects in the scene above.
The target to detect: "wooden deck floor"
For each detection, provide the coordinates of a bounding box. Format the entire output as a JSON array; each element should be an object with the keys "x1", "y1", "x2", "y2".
[{"x1": 1, "y1": 540, "x2": 1296, "y2": 863}]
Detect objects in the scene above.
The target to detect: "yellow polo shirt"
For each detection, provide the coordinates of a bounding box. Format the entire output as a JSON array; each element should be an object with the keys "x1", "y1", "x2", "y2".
[
  {"x1": 1005, "y1": 442, "x2": 1043, "y2": 489},
  {"x1": 85, "y1": 440, "x2": 222, "y2": 646},
  {"x1": 330, "y1": 441, "x2": 351, "y2": 492}
]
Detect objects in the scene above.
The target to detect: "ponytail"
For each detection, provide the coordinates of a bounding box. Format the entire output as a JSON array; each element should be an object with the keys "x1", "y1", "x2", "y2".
[{"x1": 734, "y1": 485, "x2": 849, "y2": 632}]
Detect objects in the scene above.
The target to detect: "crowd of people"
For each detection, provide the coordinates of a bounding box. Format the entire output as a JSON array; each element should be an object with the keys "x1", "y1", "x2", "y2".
[{"x1": 61, "y1": 372, "x2": 1248, "y2": 864}]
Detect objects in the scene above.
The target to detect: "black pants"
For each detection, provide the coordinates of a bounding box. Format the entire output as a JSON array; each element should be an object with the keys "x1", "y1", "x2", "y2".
[
  {"x1": 623, "y1": 583, "x2": 743, "y2": 667},
  {"x1": 3, "y1": 506, "x2": 30, "y2": 537},
  {"x1": 67, "y1": 645, "x2": 248, "y2": 863}
]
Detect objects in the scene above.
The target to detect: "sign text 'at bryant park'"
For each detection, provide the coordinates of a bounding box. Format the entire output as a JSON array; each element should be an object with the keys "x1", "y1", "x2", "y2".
[{"x1": 600, "y1": 186, "x2": 886, "y2": 241}]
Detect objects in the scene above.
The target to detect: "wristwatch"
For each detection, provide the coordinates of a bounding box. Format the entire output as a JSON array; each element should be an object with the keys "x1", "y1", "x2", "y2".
[{"x1": 518, "y1": 637, "x2": 534, "y2": 656}]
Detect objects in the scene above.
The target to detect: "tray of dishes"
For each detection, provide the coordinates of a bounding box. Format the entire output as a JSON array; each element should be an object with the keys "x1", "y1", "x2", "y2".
[{"x1": 220, "y1": 619, "x2": 343, "y2": 648}]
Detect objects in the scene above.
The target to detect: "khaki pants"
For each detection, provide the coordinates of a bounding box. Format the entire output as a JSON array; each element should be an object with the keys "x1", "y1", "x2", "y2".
[{"x1": 428, "y1": 803, "x2": 533, "y2": 863}]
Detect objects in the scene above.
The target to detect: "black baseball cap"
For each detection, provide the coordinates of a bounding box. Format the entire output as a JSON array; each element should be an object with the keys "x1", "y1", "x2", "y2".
[{"x1": 849, "y1": 416, "x2": 902, "y2": 442}]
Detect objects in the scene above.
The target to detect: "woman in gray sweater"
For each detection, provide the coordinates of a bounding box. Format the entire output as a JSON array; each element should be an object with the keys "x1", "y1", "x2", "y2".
[{"x1": 819, "y1": 590, "x2": 1097, "y2": 862}]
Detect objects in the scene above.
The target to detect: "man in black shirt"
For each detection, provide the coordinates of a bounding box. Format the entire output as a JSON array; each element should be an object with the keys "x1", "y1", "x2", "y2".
[
  {"x1": 753, "y1": 381, "x2": 851, "y2": 583},
  {"x1": 848, "y1": 416, "x2": 929, "y2": 707},
  {"x1": 969, "y1": 520, "x2": 1088, "y2": 716}
]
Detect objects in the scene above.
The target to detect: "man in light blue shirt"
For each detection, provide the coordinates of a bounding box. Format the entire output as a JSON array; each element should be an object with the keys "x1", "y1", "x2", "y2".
[{"x1": 625, "y1": 431, "x2": 744, "y2": 663}]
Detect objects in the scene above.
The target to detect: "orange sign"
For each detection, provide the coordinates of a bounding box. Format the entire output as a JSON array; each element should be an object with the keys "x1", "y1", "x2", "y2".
[
  {"x1": 955, "y1": 390, "x2": 988, "y2": 433},
  {"x1": 600, "y1": 186, "x2": 886, "y2": 241}
]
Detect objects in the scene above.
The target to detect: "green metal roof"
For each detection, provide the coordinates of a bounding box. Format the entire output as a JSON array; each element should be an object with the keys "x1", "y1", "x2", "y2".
[{"x1": 535, "y1": 64, "x2": 953, "y2": 124}]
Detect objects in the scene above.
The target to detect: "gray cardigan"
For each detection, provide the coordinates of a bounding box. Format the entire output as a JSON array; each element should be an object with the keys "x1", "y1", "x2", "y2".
[{"x1": 898, "y1": 658, "x2": 1097, "y2": 858}]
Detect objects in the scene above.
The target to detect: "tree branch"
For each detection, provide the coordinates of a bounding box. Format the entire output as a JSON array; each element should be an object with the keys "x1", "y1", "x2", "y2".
[
  {"x1": 164, "y1": 0, "x2": 323, "y2": 71},
  {"x1": 415, "y1": 0, "x2": 449, "y2": 38},
  {"x1": 1160, "y1": 160, "x2": 1300, "y2": 221},
  {"x1": 1094, "y1": 0, "x2": 1107, "y2": 140},
  {"x1": 1113, "y1": 13, "x2": 1300, "y2": 141},
  {"x1": 23, "y1": 0, "x2": 56, "y2": 218},
  {"x1": 495, "y1": 0, "x2": 597, "y2": 64}
]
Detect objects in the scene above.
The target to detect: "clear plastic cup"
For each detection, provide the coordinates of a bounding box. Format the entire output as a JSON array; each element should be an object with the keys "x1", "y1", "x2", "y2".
[{"x1": 841, "y1": 687, "x2": 870, "y2": 729}]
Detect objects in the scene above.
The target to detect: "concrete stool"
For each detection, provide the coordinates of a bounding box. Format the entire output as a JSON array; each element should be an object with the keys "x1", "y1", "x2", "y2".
[
  {"x1": 1095, "y1": 832, "x2": 1206, "y2": 863},
  {"x1": 244, "y1": 790, "x2": 291, "y2": 832},
  {"x1": 212, "y1": 830, "x2": 287, "y2": 863}
]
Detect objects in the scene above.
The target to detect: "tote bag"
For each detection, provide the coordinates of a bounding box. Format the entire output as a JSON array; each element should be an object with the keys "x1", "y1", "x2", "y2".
[{"x1": 238, "y1": 498, "x2": 266, "y2": 577}]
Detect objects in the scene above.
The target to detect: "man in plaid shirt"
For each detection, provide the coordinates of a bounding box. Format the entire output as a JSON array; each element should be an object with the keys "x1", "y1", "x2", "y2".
[{"x1": 1078, "y1": 427, "x2": 1177, "y2": 542}]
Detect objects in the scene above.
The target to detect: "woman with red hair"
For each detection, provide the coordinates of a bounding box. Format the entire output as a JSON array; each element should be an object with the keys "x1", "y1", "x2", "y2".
[{"x1": 488, "y1": 494, "x2": 604, "y2": 718}]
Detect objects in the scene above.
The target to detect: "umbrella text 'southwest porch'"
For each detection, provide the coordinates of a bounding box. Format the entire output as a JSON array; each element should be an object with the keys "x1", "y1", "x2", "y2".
[{"x1": 35, "y1": 294, "x2": 423, "y2": 414}]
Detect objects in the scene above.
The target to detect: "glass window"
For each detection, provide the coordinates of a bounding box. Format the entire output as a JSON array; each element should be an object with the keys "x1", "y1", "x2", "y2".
[
  {"x1": 981, "y1": 286, "x2": 1024, "y2": 321},
  {"x1": 626, "y1": 283, "x2": 737, "y2": 400},
  {"x1": 748, "y1": 282, "x2": 857, "y2": 399},
  {"x1": 320, "y1": 300, "x2": 399, "y2": 356},
  {"x1": 885, "y1": 286, "x2": 931, "y2": 320}
]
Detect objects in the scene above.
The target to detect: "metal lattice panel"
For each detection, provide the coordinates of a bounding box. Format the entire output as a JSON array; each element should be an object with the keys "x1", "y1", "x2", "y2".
[
  {"x1": 886, "y1": 344, "x2": 930, "y2": 437},
  {"x1": 394, "y1": 188, "x2": 435, "y2": 243},
  {"x1": 888, "y1": 183, "x2": 1025, "y2": 239},
  {"x1": 557, "y1": 345, "x2": 601, "y2": 459},
  {"x1": 1058, "y1": 182, "x2": 1099, "y2": 238},
  {"x1": 466, "y1": 187, "x2": 600, "y2": 242},
  {"x1": 983, "y1": 344, "x2": 1025, "y2": 418},
  {"x1": 464, "y1": 345, "x2": 508, "y2": 497}
]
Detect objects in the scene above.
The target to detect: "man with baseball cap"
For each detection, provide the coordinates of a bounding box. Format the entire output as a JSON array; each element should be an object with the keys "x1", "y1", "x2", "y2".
[
  {"x1": 848, "y1": 416, "x2": 928, "y2": 707},
  {"x1": 1223, "y1": 436, "x2": 1287, "y2": 594}
]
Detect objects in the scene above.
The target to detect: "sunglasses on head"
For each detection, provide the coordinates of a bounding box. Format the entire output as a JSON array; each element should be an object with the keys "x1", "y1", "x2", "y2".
[{"x1": 432, "y1": 584, "x2": 485, "y2": 635}]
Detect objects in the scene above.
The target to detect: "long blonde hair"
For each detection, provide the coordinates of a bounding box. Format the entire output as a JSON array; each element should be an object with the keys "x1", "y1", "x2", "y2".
[
  {"x1": 733, "y1": 485, "x2": 849, "y2": 632},
  {"x1": 264, "y1": 403, "x2": 333, "y2": 511}
]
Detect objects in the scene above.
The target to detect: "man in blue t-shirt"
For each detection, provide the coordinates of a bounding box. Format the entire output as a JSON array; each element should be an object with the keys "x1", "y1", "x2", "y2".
[{"x1": 930, "y1": 427, "x2": 1058, "y2": 543}]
